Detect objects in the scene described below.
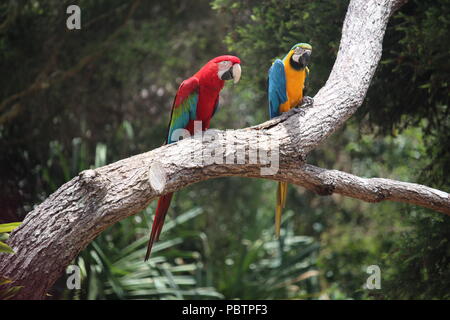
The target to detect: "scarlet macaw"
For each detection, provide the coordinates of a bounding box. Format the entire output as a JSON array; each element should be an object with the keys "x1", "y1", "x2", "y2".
[
  {"x1": 267, "y1": 43, "x2": 312, "y2": 237},
  {"x1": 145, "y1": 55, "x2": 242, "y2": 260}
]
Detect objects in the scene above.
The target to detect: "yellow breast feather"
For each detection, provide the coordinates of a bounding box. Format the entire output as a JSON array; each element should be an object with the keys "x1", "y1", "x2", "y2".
[{"x1": 279, "y1": 51, "x2": 307, "y2": 113}]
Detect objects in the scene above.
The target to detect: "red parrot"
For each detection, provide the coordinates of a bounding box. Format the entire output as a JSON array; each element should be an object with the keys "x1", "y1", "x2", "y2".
[{"x1": 145, "y1": 55, "x2": 242, "y2": 260}]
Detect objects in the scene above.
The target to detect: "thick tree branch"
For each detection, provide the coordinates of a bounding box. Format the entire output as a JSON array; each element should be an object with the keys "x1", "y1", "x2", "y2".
[
  {"x1": 2, "y1": 0, "x2": 444, "y2": 300},
  {"x1": 291, "y1": 164, "x2": 450, "y2": 215}
]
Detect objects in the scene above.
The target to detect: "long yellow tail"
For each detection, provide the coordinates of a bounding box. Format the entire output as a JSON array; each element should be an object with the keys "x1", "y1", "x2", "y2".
[{"x1": 275, "y1": 181, "x2": 288, "y2": 238}]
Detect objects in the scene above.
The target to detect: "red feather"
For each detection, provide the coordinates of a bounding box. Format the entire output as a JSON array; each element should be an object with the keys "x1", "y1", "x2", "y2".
[
  {"x1": 145, "y1": 55, "x2": 240, "y2": 260},
  {"x1": 145, "y1": 193, "x2": 173, "y2": 261}
]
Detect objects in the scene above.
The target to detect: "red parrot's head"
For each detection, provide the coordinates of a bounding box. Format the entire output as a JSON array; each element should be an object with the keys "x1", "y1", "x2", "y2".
[
  {"x1": 211, "y1": 55, "x2": 241, "y2": 84},
  {"x1": 197, "y1": 55, "x2": 241, "y2": 87}
]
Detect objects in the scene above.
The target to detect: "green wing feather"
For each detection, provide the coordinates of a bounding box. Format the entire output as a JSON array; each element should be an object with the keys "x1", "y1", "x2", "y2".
[{"x1": 166, "y1": 77, "x2": 199, "y2": 144}]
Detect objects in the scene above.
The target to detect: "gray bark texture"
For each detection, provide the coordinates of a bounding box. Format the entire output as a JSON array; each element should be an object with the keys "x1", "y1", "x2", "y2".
[{"x1": 1, "y1": 0, "x2": 448, "y2": 300}]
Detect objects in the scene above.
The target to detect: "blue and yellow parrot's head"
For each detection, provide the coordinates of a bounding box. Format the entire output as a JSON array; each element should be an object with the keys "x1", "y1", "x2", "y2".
[{"x1": 288, "y1": 43, "x2": 312, "y2": 70}]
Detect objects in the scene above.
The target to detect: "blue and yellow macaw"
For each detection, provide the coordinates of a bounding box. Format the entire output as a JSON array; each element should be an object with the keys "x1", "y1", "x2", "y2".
[{"x1": 267, "y1": 43, "x2": 312, "y2": 237}]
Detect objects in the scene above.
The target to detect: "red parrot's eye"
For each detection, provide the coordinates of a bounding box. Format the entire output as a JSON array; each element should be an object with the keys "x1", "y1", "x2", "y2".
[{"x1": 218, "y1": 61, "x2": 232, "y2": 70}]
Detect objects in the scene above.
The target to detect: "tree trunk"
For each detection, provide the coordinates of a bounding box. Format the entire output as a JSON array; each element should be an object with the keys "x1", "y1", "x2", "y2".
[{"x1": 3, "y1": 0, "x2": 447, "y2": 300}]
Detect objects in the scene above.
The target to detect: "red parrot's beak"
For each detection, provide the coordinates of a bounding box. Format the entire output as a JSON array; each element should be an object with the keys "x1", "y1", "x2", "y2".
[{"x1": 232, "y1": 63, "x2": 241, "y2": 84}]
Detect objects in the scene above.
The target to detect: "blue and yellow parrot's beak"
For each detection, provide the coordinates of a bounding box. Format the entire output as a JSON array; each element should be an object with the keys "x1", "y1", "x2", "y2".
[
  {"x1": 299, "y1": 50, "x2": 311, "y2": 67},
  {"x1": 292, "y1": 49, "x2": 312, "y2": 69}
]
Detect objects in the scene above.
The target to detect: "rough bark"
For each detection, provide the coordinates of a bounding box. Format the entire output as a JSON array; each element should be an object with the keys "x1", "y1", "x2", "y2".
[{"x1": 2, "y1": 0, "x2": 447, "y2": 300}]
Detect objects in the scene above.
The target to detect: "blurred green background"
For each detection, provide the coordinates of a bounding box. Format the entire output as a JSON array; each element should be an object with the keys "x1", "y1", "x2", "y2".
[{"x1": 0, "y1": 0, "x2": 449, "y2": 299}]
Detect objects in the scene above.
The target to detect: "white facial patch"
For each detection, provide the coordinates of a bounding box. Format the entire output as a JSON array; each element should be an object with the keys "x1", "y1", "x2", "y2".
[
  {"x1": 292, "y1": 47, "x2": 302, "y2": 62},
  {"x1": 292, "y1": 47, "x2": 312, "y2": 63},
  {"x1": 217, "y1": 60, "x2": 233, "y2": 79}
]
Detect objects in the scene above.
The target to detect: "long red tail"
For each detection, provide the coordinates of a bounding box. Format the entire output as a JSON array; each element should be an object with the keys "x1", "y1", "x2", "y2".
[{"x1": 145, "y1": 193, "x2": 174, "y2": 261}]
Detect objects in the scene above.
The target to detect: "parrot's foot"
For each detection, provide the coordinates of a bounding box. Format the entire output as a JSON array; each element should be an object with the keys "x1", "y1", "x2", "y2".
[
  {"x1": 301, "y1": 96, "x2": 314, "y2": 108},
  {"x1": 293, "y1": 96, "x2": 314, "y2": 116},
  {"x1": 293, "y1": 107, "x2": 306, "y2": 117}
]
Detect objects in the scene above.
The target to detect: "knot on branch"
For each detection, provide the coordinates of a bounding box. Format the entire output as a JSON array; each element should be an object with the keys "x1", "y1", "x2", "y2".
[
  {"x1": 314, "y1": 183, "x2": 336, "y2": 196},
  {"x1": 78, "y1": 169, "x2": 107, "y2": 199},
  {"x1": 372, "y1": 187, "x2": 391, "y2": 202},
  {"x1": 284, "y1": 156, "x2": 306, "y2": 170},
  {"x1": 79, "y1": 169, "x2": 98, "y2": 188},
  {"x1": 311, "y1": 171, "x2": 337, "y2": 196},
  {"x1": 79, "y1": 169, "x2": 97, "y2": 180},
  {"x1": 148, "y1": 162, "x2": 167, "y2": 194}
]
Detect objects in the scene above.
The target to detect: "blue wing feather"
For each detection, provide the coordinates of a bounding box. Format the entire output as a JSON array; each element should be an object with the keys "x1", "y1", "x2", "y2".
[
  {"x1": 267, "y1": 59, "x2": 287, "y2": 119},
  {"x1": 167, "y1": 93, "x2": 198, "y2": 143}
]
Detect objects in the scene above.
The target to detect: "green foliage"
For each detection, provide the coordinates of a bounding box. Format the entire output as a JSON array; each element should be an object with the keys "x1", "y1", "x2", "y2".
[
  {"x1": 0, "y1": 222, "x2": 23, "y2": 299},
  {"x1": 358, "y1": 0, "x2": 450, "y2": 190},
  {"x1": 209, "y1": 209, "x2": 320, "y2": 299},
  {"x1": 379, "y1": 210, "x2": 450, "y2": 300},
  {"x1": 0, "y1": 277, "x2": 23, "y2": 300},
  {"x1": 0, "y1": 222, "x2": 20, "y2": 254},
  {"x1": 0, "y1": 222, "x2": 21, "y2": 233},
  {"x1": 212, "y1": 0, "x2": 348, "y2": 101},
  {"x1": 63, "y1": 207, "x2": 223, "y2": 300},
  {"x1": 0, "y1": 0, "x2": 227, "y2": 221},
  {"x1": 358, "y1": 0, "x2": 450, "y2": 299}
]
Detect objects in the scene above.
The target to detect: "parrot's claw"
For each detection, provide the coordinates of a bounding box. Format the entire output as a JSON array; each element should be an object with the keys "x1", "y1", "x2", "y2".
[
  {"x1": 294, "y1": 107, "x2": 306, "y2": 117},
  {"x1": 301, "y1": 96, "x2": 314, "y2": 108},
  {"x1": 293, "y1": 96, "x2": 314, "y2": 116}
]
